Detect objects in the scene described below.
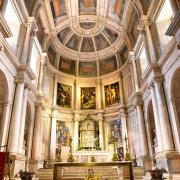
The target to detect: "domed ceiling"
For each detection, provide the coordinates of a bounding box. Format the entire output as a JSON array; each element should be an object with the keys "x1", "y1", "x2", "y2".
[{"x1": 47, "y1": 0, "x2": 139, "y2": 77}]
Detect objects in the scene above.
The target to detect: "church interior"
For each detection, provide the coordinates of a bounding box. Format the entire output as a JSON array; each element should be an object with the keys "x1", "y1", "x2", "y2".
[{"x1": 0, "y1": 0, "x2": 180, "y2": 179}]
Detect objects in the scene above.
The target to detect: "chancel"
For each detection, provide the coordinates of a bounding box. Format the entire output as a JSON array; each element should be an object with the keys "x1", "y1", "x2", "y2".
[{"x1": 0, "y1": 0, "x2": 180, "y2": 180}]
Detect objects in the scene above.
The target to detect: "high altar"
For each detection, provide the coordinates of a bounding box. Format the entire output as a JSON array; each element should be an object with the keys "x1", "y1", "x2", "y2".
[{"x1": 55, "y1": 111, "x2": 127, "y2": 163}]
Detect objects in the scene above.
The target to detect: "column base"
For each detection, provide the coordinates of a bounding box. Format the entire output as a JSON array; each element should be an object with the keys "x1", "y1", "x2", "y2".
[
  {"x1": 136, "y1": 155, "x2": 153, "y2": 171},
  {"x1": 155, "y1": 151, "x2": 180, "y2": 173},
  {"x1": 9, "y1": 153, "x2": 26, "y2": 178},
  {"x1": 29, "y1": 159, "x2": 43, "y2": 174}
]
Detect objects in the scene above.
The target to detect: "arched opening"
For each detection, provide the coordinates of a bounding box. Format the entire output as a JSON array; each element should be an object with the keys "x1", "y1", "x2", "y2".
[
  {"x1": 147, "y1": 101, "x2": 157, "y2": 156},
  {"x1": 172, "y1": 68, "x2": 180, "y2": 128},
  {"x1": 0, "y1": 70, "x2": 9, "y2": 147}
]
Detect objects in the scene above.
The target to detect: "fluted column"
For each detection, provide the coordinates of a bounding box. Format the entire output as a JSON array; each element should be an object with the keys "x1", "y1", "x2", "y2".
[
  {"x1": 32, "y1": 102, "x2": 43, "y2": 160},
  {"x1": 18, "y1": 84, "x2": 29, "y2": 153},
  {"x1": 21, "y1": 17, "x2": 34, "y2": 64},
  {"x1": 73, "y1": 112, "x2": 80, "y2": 151},
  {"x1": 8, "y1": 79, "x2": 25, "y2": 153},
  {"x1": 153, "y1": 78, "x2": 174, "y2": 151},
  {"x1": 119, "y1": 73, "x2": 125, "y2": 106},
  {"x1": 148, "y1": 82, "x2": 164, "y2": 152},
  {"x1": 97, "y1": 113, "x2": 104, "y2": 150},
  {"x1": 50, "y1": 112, "x2": 57, "y2": 160}
]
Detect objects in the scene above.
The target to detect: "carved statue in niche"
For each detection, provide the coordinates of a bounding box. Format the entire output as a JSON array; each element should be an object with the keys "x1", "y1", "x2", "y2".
[{"x1": 78, "y1": 115, "x2": 100, "y2": 150}]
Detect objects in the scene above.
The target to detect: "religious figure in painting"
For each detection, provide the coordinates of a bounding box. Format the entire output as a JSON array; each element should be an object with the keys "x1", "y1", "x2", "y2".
[
  {"x1": 109, "y1": 119, "x2": 122, "y2": 147},
  {"x1": 104, "y1": 82, "x2": 120, "y2": 107},
  {"x1": 57, "y1": 121, "x2": 71, "y2": 146},
  {"x1": 81, "y1": 87, "x2": 96, "y2": 109},
  {"x1": 57, "y1": 83, "x2": 72, "y2": 108}
]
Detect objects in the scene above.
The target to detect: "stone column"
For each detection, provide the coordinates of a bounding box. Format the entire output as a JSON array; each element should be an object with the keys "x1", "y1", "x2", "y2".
[
  {"x1": 133, "y1": 94, "x2": 148, "y2": 157},
  {"x1": 8, "y1": 80, "x2": 25, "y2": 153},
  {"x1": 73, "y1": 112, "x2": 80, "y2": 151},
  {"x1": 97, "y1": 80, "x2": 102, "y2": 110},
  {"x1": 21, "y1": 17, "x2": 34, "y2": 64},
  {"x1": 153, "y1": 78, "x2": 174, "y2": 151},
  {"x1": 18, "y1": 84, "x2": 29, "y2": 154},
  {"x1": 32, "y1": 101, "x2": 43, "y2": 160},
  {"x1": 38, "y1": 53, "x2": 47, "y2": 95},
  {"x1": 0, "y1": 102, "x2": 12, "y2": 149},
  {"x1": 141, "y1": 16, "x2": 157, "y2": 62},
  {"x1": 53, "y1": 76, "x2": 57, "y2": 106},
  {"x1": 129, "y1": 51, "x2": 139, "y2": 92},
  {"x1": 148, "y1": 82, "x2": 164, "y2": 152},
  {"x1": 97, "y1": 113, "x2": 104, "y2": 150},
  {"x1": 50, "y1": 112, "x2": 57, "y2": 160},
  {"x1": 119, "y1": 73, "x2": 125, "y2": 106}
]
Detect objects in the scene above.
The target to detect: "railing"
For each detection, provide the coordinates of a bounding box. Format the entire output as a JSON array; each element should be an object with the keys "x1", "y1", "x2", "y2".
[{"x1": 53, "y1": 161, "x2": 134, "y2": 180}]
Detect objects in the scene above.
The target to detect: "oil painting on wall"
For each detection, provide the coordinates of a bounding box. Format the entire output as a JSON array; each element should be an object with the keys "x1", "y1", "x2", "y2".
[
  {"x1": 57, "y1": 83, "x2": 72, "y2": 108},
  {"x1": 51, "y1": 0, "x2": 67, "y2": 18},
  {"x1": 56, "y1": 121, "x2": 71, "y2": 146},
  {"x1": 109, "y1": 119, "x2": 122, "y2": 147},
  {"x1": 59, "y1": 56, "x2": 76, "y2": 75},
  {"x1": 79, "y1": 0, "x2": 97, "y2": 14},
  {"x1": 79, "y1": 61, "x2": 97, "y2": 77},
  {"x1": 99, "y1": 56, "x2": 117, "y2": 76},
  {"x1": 81, "y1": 87, "x2": 96, "y2": 109},
  {"x1": 104, "y1": 82, "x2": 120, "y2": 107}
]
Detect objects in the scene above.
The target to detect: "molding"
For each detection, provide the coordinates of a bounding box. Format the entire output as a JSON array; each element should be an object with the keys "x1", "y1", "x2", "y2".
[
  {"x1": 166, "y1": 10, "x2": 180, "y2": 36},
  {"x1": 0, "y1": 14, "x2": 13, "y2": 38}
]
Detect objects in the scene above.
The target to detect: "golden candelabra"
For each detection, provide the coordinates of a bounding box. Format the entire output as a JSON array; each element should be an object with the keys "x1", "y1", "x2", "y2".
[
  {"x1": 112, "y1": 137, "x2": 119, "y2": 161},
  {"x1": 124, "y1": 135, "x2": 132, "y2": 161}
]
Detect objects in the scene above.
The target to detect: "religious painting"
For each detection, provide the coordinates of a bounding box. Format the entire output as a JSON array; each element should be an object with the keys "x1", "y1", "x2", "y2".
[
  {"x1": 103, "y1": 28, "x2": 118, "y2": 43},
  {"x1": 94, "y1": 34, "x2": 110, "y2": 51},
  {"x1": 59, "y1": 56, "x2": 76, "y2": 75},
  {"x1": 104, "y1": 82, "x2": 120, "y2": 107},
  {"x1": 117, "y1": 44, "x2": 128, "y2": 66},
  {"x1": 79, "y1": 0, "x2": 97, "y2": 14},
  {"x1": 79, "y1": 61, "x2": 97, "y2": 77},
  {"x1": 66, "y1": 34, "x2": 81, "y2": 51},
  {"x1": 57, "y1": 83, "x2": 72, "y2": 108},
  {"x1": 47, "y1": 45, "x2": 57, "y2": 66},
  {"x1": 81, "y1": 37, "x2": 95, "y2": 52},
  {"x1": 56, "y1": 121, "x2": 71, "y2": 146},
  {"x1": 109, "y1": 119, "x2": 122, "y2": 147},
  {"x1": 51, "y1": 0, "x2": 67, "y2": 18},
  {"x1": 81, "y1": 87, "x2": 96, "y2": 109},
  {"x1": 57, "y1": 27, "x2": 72, "y2": 44},
  {"x1": 99, "y1": 56, "x2": 117, "y2": 76},
  {"x1": 80, "y1": 22, "x2": 96, "y2": 29}
]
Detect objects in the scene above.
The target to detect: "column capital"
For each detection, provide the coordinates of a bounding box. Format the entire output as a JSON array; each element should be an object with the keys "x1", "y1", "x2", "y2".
[
  {"x1": 132, "y1": 92, "x2": 143, "y2": 106},
  {"x1": 140, "y1": 15, "x2": 151, "y2": 27},
  {"x1": 25, "y1": 17, "x2": 38, "y2": 32}
]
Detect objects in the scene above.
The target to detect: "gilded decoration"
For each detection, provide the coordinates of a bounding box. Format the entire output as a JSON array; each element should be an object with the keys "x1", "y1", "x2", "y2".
[
  {"x1": 104, "y1": 82, "x2": 120, "y2": 107},
  {"x1": 81, "y1": 87, "x2": 96, "y2": 109},
  {"x1": 57, "y1": 83, "x2": 72, "y2": 108},
  {"x1": 79, "y1": 115, "x2": 100, "y2": 150}
]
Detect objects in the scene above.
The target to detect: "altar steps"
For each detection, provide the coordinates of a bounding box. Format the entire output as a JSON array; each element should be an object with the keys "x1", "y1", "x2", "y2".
[{"x1": 37, "y1": 166, "x2": 144, "y2": 180}]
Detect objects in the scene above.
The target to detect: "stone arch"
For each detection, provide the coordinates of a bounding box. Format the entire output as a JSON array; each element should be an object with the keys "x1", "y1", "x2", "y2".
[
  {"x1": 0, "y1": 69, "x2": 9, "y2": 147},
  {"x1": 169, "y1": 67, "x2": 180, "y2": 150}
]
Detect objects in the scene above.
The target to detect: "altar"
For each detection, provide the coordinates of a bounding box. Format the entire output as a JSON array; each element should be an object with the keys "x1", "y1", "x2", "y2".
[{"x1": 73, "y1": 151, "x2": 111, "y2": 163}]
